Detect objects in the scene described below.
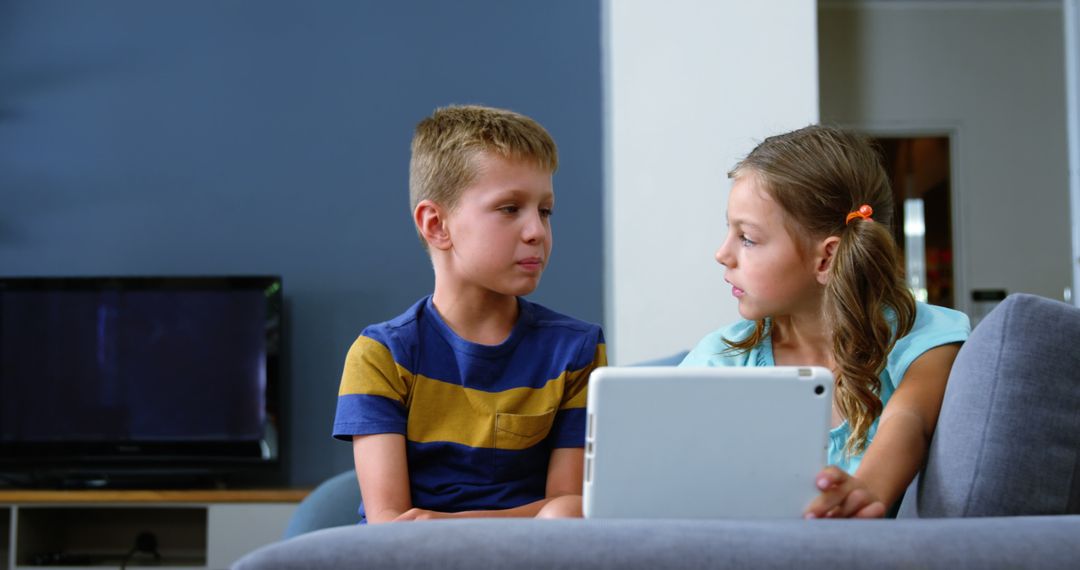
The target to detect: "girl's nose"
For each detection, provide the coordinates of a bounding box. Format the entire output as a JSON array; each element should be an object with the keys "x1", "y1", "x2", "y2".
[{"x1": 715, "y1": 242, "x2": 733, "y2": 268}]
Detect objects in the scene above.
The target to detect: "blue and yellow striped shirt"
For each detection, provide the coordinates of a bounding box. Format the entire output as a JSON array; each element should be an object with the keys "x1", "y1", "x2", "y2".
[{"x1": 333, "y1": 296, "x2": 605, "y2": 520}]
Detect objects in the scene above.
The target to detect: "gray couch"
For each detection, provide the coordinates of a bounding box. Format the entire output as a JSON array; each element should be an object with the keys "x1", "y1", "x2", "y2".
[{"x1": 234, "y1": 294, "x2": 1080, "y2": 569}]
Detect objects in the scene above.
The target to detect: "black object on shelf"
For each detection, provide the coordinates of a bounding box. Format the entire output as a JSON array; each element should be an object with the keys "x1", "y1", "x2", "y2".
[
  {"x1": 120, "y1": 531, "x2": 162, "y2": 570},
  {"x1": 971, "y1": 288, "x2": 1008, "y2": 327},
  {"x1": 29, "y1": 552, "x2": 94, "y2": 566}
]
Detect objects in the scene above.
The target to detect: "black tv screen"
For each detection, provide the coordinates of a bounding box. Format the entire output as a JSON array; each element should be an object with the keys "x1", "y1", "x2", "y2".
[{"x1": 0, "y1": 276, "x2": 282, "y2": 487}]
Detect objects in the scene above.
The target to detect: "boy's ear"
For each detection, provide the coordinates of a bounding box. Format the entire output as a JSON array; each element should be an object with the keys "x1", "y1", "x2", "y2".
[
  {"x1": 814, "y1": 236, "x2": 841, "y2": 285},
  {"x1": 414, "y1": 199, "x2": 452, "y2": 250}
]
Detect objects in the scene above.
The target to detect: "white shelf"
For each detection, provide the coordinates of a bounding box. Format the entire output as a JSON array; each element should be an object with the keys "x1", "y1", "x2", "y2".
[{"x1": 0, "y1": 490, "x2": 305, "y2": 570}]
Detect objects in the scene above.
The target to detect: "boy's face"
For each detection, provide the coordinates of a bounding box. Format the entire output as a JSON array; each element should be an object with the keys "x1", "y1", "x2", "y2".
[
  {"x1": 441, "y1": 152, "x2": 554, "y2": 298},
  {"x1": 714, "y1": 174, "x2": 822, "y2": 321}
]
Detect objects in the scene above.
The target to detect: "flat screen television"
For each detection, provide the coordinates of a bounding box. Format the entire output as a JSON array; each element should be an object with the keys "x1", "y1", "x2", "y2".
[{"x1": 0, "y1": 276, "x2": 283, "y2": 488}]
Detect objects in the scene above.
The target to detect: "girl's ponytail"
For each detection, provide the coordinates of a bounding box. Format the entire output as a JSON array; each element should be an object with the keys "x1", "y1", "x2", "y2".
[{"x1": 826, "y1": 214, "x2": 914, "y2": 455}]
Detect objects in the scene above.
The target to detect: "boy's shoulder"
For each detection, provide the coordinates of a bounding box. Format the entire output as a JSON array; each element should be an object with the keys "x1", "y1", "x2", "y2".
[
  {"x1": 365, "y1": 295, "x2": 427, "y2": 332},
  {"x1": 518, "y1": 299, "x2": 606, "y2": 367},
  {"x1": 357, "y1": 297, "x2": 428, "y2": 343},
  {"x1": 520, "y1": 298, "x2": 603, "y2": 337},
  {"x1": 347, "y1": 296, "x2": 604, "y2": 385},
  {"x1": 354, "y1": 296, "x2": 604, "y2": 355}
]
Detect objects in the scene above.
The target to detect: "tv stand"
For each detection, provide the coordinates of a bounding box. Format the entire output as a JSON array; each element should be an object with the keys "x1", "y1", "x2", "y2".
[
  {"x1": 52, "y1": 473, "x2": 228, "y2": 491},
  {"x1": 1, "y1": 468, "x2": 256, "y2": 491},
  {"x1": 0, "y1": 489, "x2": 308, "y2": 569}
]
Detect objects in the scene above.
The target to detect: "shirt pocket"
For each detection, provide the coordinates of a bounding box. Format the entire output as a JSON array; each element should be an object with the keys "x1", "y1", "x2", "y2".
[
  {"x1": 493, "y1": 409, "x2": 556, "y2": 484},
  {"x1": 495, "y1": 409, "x2": 556, "y2": 450}
]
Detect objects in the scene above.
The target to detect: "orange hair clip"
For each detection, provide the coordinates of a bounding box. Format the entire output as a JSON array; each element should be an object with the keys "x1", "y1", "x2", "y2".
[{"x1": 845, "y1": 204, "x2": 874, "y2": 225}]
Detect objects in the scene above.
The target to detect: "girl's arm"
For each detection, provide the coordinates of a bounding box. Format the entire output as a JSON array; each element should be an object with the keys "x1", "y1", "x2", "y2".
[
  {"x1": 804, "y1": 343, "x2": 962, "y2": 518},
  {"x1": 393, "y1": 447, "x2": 584, "y2": 521}
]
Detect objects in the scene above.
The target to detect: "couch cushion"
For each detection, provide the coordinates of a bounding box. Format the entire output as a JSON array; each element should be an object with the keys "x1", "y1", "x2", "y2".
[
  {"x1": 232, "y1": 516, "x2": 1080, "y2": 570},
  {"x1": 900, "y1": 293, "x2": 1080, "y2": 517},
  {"x1": 282, "y1": 469, "x2": 361, "y2": 538}
]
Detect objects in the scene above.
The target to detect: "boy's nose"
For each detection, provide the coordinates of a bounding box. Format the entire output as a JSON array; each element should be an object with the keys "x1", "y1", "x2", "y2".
[{"x1": 522, "y1": 213, "x2": 547, "y2": 243}]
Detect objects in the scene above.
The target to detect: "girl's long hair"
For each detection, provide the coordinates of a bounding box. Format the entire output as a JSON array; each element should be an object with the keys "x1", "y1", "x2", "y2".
[{"x1": 725, "y1": 125, "x2": 915, "y2": 455}]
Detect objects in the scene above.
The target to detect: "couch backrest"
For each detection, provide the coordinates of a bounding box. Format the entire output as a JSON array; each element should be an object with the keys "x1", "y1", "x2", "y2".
[
  {"x1": 283, "y1": 469, "x2": 361, "y2": 538},
  {"x1": 900, "y1": 293, "x2": 1080, "y2": 517}
]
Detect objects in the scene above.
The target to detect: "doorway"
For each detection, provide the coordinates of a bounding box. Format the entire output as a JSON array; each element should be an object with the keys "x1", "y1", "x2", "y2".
[{"x1": 872, "y1": 136, "x2": 955, "y2": 309}]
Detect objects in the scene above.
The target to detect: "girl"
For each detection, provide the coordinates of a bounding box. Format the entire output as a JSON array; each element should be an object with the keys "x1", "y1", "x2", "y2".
[{"x1": 680, "y1": 125, "x2": 969, "y2": 519}]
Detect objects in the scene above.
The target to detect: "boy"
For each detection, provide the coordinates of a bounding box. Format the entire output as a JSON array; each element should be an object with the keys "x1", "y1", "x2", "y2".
[{"x1": 332, "y1": 105, "x2": 605, "y2": 523}]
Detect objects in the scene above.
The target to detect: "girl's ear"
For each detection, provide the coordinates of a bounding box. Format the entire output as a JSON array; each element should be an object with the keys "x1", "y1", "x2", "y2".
[
  {"x1": 814, "y1": 236, "x2": 841, "y2": 285},
  {"x1": 414, "y1": 200, "x2": 452, "y2": 250}
]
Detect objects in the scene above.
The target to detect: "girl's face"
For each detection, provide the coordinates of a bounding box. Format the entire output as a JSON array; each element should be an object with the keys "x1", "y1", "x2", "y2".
[{"x1": 714, "y1": 174, "x2": 824, "y2": 321}]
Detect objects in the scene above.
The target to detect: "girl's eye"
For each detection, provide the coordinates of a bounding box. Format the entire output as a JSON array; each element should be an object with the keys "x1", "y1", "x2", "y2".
[
  {"x1": 739, "y1": 234, "x2": 756, "y2": 247},
  {"x1": 539, "y1": 208, "x2": 554, "y2": 218},
  {"x1": 500, "y1": 205, "x2": 519, "y2": 214}
]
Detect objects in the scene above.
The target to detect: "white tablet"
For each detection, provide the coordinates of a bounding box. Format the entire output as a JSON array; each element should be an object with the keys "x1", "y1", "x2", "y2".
[{"x1": 582, "y1": 366, "x2": 833, "y2": 519}]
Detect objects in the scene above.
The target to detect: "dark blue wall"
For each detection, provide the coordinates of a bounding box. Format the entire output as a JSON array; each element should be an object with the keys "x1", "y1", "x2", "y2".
[{"x1": 0, "y1": 1, "x2": 603, "y2": 486}]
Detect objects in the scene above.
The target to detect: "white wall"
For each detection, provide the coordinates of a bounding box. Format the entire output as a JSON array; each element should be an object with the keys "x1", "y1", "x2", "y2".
[
  {"x1": 819, "y1": 2, "x2": 1071, "y2": 314},
  {"x1": 604, "y1": 0, "x2": 819, "y2": 364}
]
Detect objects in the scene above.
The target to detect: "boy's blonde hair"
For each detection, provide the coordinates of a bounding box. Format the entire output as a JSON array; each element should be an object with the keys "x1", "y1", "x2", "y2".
[
  {"x1": 726, "y1": 125, "x2": 916, "y2": 457},
  {"x1": 409, "y1": 105, "x2": 558, "y2": 220}
]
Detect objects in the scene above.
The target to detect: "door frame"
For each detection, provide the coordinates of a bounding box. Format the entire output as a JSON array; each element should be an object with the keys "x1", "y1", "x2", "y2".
[
  {"x1": 840, "y1": 122, "x2": 969, "y2": 316},
  {"x1": 1064, "y1": 0, "x2": 1080, "y2": 306}
]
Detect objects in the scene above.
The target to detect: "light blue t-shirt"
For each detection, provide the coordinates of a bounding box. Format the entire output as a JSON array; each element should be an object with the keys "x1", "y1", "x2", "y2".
[{"x1": 679, "y1": 302, "x2": 970, "y2": 474}]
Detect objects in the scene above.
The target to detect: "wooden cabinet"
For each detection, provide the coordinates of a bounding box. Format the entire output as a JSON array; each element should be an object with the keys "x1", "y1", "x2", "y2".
[{"x1": 0, "y1": 490, "x2": 307, "y2": 570}]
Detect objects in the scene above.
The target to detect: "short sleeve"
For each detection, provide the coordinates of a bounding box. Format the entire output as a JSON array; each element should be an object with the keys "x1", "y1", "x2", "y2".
[
  {"x1": 549, "y1": 327, "x2": 606, "y2": 448},
  {"x1": 680, "y1": 320, "x2": 759, "y2": 367},
  {"x1": 331, "y1": 333, "x2": 412, "y2": 440},
  {"x1": 885, "y1": 303, "x2": 971, "y2": 389}
]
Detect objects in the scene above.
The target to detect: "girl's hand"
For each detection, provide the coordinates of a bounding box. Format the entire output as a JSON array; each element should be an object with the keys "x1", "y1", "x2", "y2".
[{"x1": 804, "y1": 466, "x2": 887, "y2": 519}]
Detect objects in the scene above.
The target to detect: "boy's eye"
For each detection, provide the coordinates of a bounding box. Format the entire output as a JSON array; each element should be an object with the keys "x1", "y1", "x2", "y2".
[
  {"x1": 739, "y1": 234, "x2": 756, "y2": 247},
  {"x1": 539, "y1": 208, "x2": 554, "y2": 218},
  {"x1": 499, "y1": 205, "x2": 519, "y2": 214}
]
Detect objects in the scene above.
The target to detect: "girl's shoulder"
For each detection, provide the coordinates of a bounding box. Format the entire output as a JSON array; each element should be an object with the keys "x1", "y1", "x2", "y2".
[
  {"x1": 885, "y1": 302, "x2": 971, "y2": 383},
  {"x1": 883, "y1": 301, "x2": 970, "y2": 346},
  {"x1": 679, "y1": 319, "x2": 765, "y2": 367},
  {"x1": 911, "y1": 302, "x2": 971, "y2": 334}
]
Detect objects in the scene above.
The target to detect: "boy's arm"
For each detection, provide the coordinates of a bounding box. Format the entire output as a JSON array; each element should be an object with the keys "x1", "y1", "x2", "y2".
[
  {"x1": 804, "y1": 343, "x2": 961, "y2": 518},
  {"x1": 544, "y1": 446, "x2": 585, "y2": 497},
  {"x1": 356, "y1": 433, "x2": 578, "y2": 523},
  {"x1": 353, "y1": 434, "x2": 413, "y2": 524},
  {"x1": 393, "y1": 447, "x2": 583, "y2": 521}
]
